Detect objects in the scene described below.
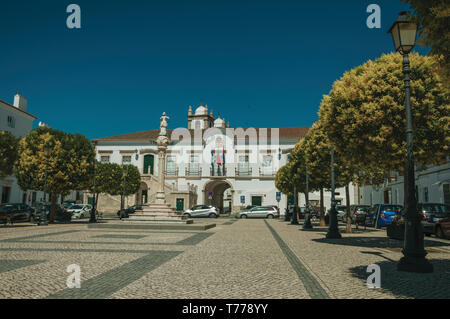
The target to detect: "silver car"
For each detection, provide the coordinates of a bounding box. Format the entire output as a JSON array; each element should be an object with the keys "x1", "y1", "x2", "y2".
[
  {"x1": 183, "y1": 205, "x2": 219, "y2": 218},
  {"x1": 236, "y1": 206, "x2": 279, "y2": 219}
]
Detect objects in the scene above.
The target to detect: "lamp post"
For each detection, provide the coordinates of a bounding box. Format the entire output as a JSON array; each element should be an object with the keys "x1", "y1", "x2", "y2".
[
  {"x1": 38, "y1": 144, "x2": 50, "y2": 226},
  {"x1": 388, "y1": 11, "x2": 433, "y2": 273},
  {"x1": 303, "y1": 167, "x2": 313, "y2": 229},
  {"x1": 89, "y1": 142, "x2": 97, "y2": 223},
  {"x1": 326, "y1": 146, "x2": 341, "y2": 238}
]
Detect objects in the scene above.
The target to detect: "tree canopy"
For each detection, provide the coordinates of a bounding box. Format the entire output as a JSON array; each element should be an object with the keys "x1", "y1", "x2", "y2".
[
  {"x1": 402, "y1": 0, "x2": 450, "y2": 85},
  {"x1": 15, "y1": 127, "x2": 95, "y2": 221},
  {"x1": 319, "y1": 52, "x2": 449, "y2": 177}
]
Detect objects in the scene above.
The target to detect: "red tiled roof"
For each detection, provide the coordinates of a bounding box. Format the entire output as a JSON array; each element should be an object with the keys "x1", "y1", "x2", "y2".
[{"x1": 93, "y1": 127, "x2": 309, "y2": 143}]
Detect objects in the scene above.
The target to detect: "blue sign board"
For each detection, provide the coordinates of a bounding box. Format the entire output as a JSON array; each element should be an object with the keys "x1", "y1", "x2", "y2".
[
  {"x1": 276, "y1": 192, "x2": 281, "y2": 201},
  {"x1": 240, "y1": 195, "x2": 245, "y2": 204}
]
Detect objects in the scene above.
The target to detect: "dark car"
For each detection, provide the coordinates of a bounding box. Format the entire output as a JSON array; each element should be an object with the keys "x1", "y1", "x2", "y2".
[
  {"x1": 117, "y1": 205, "x2": 143, "y2": 218},
  {"x1": 350, "y1": 205, "x2": 371, "y2": 225},
  {"x1": 0, "y1": 203, "x2": 36, "y2": 224},
  {"x1": 365, "y1": 204, "x2": 403, "y2": 228},
  {"x1": 420, "y1": 203, "x2": 450, "y2": 238}
]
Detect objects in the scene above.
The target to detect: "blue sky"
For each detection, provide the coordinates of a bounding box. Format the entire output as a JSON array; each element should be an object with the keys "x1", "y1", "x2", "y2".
[{"x1": 0, "y1": 0, "x2": 429, "y2": 139}]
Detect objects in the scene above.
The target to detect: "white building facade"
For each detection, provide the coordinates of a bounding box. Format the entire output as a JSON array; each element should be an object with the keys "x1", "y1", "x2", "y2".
[
  {"x1": 0, "y1": 93, "x2": 85, "y2": 206},
  {"x1": 359, "y1": 161, "x2": 450, "y2": 207},
  {"x1": 0, "y1": 93, "x2": 37, "y2": 204},
  {"x1": 93, "y1": 105, "x2": 356, "y2": 214}
]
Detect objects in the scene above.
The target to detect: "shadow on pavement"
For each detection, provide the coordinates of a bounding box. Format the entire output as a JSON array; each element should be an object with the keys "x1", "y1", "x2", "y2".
[
  {"x1": 312, "y1": 236, "x2": 450, "y2": 249},
  {"x1": 348, "y1": 258, "x2": 450, "y2": 299}
]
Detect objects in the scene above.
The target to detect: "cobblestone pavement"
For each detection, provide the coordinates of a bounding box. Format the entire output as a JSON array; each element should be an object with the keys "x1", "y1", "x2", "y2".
[{"x1": 0, "y1": 218, "x2": 449, "y2": 299}]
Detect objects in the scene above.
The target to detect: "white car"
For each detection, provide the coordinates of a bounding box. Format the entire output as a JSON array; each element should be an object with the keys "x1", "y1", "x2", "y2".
[
  {"x1": 68, "y1": 204, "x2": 92, "y2": 219},
  {"x1": 183, "y1": 205, "x2": 219, "y2": 218}
]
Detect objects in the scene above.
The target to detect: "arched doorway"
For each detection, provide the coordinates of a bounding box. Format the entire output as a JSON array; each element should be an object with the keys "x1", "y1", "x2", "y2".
[
  {"x1": 136, "y1": 182, "x2": 149, "y2": 205},
  {"x1": 203, "y1": 180, "x2": 233, "y2": 214}
]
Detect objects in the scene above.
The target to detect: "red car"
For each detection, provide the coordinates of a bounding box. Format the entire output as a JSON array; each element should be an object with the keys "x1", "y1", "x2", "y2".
[{"x1": 422, "y1": 204, "x2": 450, "y2": 239}]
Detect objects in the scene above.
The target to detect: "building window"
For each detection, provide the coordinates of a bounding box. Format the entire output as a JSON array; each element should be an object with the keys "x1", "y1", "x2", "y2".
[
  {"x1": 122, "y1": 155, "x2": 132, "y2": 164},
  {"x1": 189, "y1": 155, "x2": 199, "y2": 175},
  {"x1": 238, "y1": 155, "x2": 250, "y2": 176},
  {"x1": 1, "y1": 186, "x2": 11, "y2": 204},
  {"x1": 7, "y1": 116, "x2": 15, "y2": 128},
  {"x1": 166, "y1": 156, "x2": 177, "y2": 175},
  {"x1": 424, "y1": 187, "x2": 429, "y2": 203},
  {"x1": 443, "y1": 184, "x2": 450, "y2": 205},
  {"x1": 101, "y1": 156, "x2": 110, "y2": 163}
]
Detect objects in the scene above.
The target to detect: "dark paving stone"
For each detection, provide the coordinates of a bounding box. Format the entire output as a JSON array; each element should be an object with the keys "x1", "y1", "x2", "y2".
[
  {"x1": 88, "y1": 223, "x2": 216, "y2": 231},
  {"x1": 4, "y1": 230, "x2": 81, "y2": 242},
  {"x1": 93, "y1": 234, "x2": 147, "y2": 240},
  {"x1": 174, "y1": 233, "x2": 214, "y2": 245},
  {"x1": 0, "y1": 259, "x2": 47, "y2": 273},
  {"x1": 46, "y1": 250, "x2": 182, "y2": 299},
  {"x1": 264, "y1": 220, "x2": 330, "y2": 299}
]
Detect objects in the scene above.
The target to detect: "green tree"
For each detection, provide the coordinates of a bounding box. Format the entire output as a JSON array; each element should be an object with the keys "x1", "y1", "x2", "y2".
[
  {"x1": 116, "y1": 164, "x2": 141, "y2": 209},
  {"x1": 402, "y1": 0, "x2": 450, "y2": 85},
  {"x1": 0, "y1": 131, "x2": 18, "y2": 180},
  {"x1": 89, "y1": 162, "x2": 123, "y2": 208},
  {"x1": 319, "y1": 52, "x2": 449, "y2": 210},
  {"x1": 15, "y1": 127, "x2": 95, "y2": 222}
]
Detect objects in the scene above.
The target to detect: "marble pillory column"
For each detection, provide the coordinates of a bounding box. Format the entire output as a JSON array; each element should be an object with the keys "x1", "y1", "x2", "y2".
[{"x1": 125, "y1": 112, "x2": 193, "y2": 224}]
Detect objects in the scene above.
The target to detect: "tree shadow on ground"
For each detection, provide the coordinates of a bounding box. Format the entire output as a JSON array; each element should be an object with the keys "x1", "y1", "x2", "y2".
[
  {"x1": 349, "y1": 256, "x2": 450, "y2": 298},
  {"x1": 300, "y1": 226, "x2": 380, "y2": 234},
  {"x1": 312, "y1": 236, "x2": 450, "y2": 249}
]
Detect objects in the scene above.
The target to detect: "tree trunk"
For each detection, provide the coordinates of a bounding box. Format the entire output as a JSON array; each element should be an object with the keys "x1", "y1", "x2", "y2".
[
  {"x1": 320, "y1": 188, "x2": 326, "y2": 226},
  {"x1": 346, "y1": 184, "x2": 352, "y2": 233},
  {"x1": 49, "y1": 193, "x2": 57, "y2": 223}
]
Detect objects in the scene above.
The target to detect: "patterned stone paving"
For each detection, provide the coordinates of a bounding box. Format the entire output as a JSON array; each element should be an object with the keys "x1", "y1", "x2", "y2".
[{"x1": 0, "y1": 218, "x2": 449, "y2": 299}]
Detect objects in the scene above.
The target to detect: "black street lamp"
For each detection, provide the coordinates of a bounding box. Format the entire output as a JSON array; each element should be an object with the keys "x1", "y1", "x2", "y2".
[
  {"x1": 303, "y1": 167, "x2": 313, "y2": 229},
  {"x1": 388, "y1": 11, "x2": 433, "y2": 273},
  {"x1": 326, "y1": 146, "x2": 341, "y2": 238},
  {"x1": 89, "y1": 142, "x2": 97, "y2": 223},
  {"x1": 38, "y1": 144, "x2": 50, "y2": 226}
]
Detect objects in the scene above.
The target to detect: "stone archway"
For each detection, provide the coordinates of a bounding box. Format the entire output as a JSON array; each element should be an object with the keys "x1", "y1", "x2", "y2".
[
  {"x1": 203, "y1": 180, "x2": 233, "y2": 214},
  {"x1": 136, "y1": 182, "x2": 149, "y2": 205}
]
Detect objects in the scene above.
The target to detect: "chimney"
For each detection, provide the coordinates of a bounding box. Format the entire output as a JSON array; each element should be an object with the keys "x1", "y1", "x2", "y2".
[{"x1": 13, "y1": 93, "x2": 28, "y2": 112}]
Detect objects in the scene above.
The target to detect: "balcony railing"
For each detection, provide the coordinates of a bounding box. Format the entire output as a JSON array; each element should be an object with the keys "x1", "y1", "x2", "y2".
[
  {"x1": 165, "y1": 168, "x2": 179, "y2": 176},
  {"x1": 236, "y1": 166, "x2": 252, "y2": 176},
  {"x1": 186, "y1": 164, "x2": 202, "y2": 177},
  {"x1": 259, "y1": 167, "x2": 276, "y2": 176},
  {"x1": 211, "y1": 165, "x2": 227, "y2": 176}
]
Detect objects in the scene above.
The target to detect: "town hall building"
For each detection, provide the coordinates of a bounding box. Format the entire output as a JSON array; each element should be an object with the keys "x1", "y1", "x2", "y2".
[{"x1": 93, "y1": 104, "x2": 356, "y2": 214}]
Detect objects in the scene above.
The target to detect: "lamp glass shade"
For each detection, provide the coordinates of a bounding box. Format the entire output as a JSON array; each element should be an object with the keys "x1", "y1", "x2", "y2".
[
  {"x1": 398, "y1": 22, "x2": 417, "y2": 53},
  {"x1": 390, "y1": 20, "x2": 417, "y2": 54}
]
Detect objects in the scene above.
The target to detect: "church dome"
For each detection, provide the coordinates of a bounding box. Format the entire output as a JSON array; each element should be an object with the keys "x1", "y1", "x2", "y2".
[
  {"x1": 195, "y1": 104, "x2": 208, "y2": 115},
  {"x1": 214, "y1": 117, "x2": 225, "y2": 128}
]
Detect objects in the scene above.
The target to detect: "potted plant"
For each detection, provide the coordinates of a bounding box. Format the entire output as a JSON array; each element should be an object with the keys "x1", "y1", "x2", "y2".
[{"x1": 387, "y1": 210, "x2": 405, "y2": 240}]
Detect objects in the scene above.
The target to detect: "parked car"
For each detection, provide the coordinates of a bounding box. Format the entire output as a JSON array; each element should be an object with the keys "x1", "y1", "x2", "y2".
[
  {"x1": 270, "y1": 205, "x2": 280, "y2": 216},
  {"x1": 420, "y1": 203, "x2": 450, "y2": 238},
  {"x1": 365, "y1": 204, "x2": 403, "y2": 228},
  {"x1": 336, "y1": 206, "x2": 347, "y2": 222},
  {"x1": 68, "y1": 204, "x2": 92, "y2": 219},
  {"x1": 183, "y1": 205, "x2": 219, "y2": 218},
  {"x1": 117, "y1": 205, "x2": 143, "y2": 218},
  {"x1": 0, "y1": 203, "x2": 36, "y2": 223},
  {"x1": 350, "y1": 205, "x2": 371, "y2": 224},
  {"x1": 62, "y1": 202, "x2": 76, "y2": 209},
  {"x1": 236, "y1": 206, "x2": 279, "y2": 219}
]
